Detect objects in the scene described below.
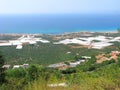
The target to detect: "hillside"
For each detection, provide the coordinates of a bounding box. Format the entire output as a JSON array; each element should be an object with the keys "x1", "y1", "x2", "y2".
[
  {"x1": 0, "y1": 32, "x2": 120, "y2": 90},
  {"x1": 1, "y1": 50, "x2": 120, "y2": 90}
]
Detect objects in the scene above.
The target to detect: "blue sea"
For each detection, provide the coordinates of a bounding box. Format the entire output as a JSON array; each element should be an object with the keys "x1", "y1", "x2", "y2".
[{"x1": 0, "y1": 14, "x2": 120, "y2": 34}]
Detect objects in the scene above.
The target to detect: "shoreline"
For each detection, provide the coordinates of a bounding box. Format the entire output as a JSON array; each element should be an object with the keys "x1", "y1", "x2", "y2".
[{"x1": 0, "y1": 29, "x2": 118, "y2": 35}]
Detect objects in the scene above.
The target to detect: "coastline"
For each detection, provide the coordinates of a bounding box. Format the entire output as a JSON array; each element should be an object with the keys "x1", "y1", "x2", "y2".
[{"x1": 0, "y1": 29, "x2": 118, "y2": 35}]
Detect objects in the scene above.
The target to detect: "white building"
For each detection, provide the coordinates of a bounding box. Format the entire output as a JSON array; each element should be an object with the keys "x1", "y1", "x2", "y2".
[
  {"x1": 2, "y1": 65, "x2": 11, "y2": 69},
  {"x1": 13, "y1": 64, "x2": 29, "y2": 69},
  {"x1": 16, "y1": 45, "x2": 23, "y2": 49},
  {"x1": 13, "y1": 65, "x2": 21, "y2": 69}
]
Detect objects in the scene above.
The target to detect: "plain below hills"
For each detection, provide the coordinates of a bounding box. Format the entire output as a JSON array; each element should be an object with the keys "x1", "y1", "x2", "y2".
[{"x1": 0, "y1": 32, "x2": 120, "y2": 65}]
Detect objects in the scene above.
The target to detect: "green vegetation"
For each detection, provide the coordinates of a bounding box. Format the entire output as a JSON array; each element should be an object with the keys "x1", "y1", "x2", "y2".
[
  {"x1": 0, "y1": 42, "x2": 109, "y2": 65},
  {"x1": 0, "y1": 33, "x2": 120, "y2": 66},
  {"x1": 1, "y1": 34, "x2": 120, "y2": 89},
  {"x1": 1, "y1": 41, "x2": 119, "y2": 66},
  {"x1": 0, "y1": 55, "x2": 120, "y2": 90},
  {"x1": 0, "y1": 52, "x2": 5, "y2": 85}
]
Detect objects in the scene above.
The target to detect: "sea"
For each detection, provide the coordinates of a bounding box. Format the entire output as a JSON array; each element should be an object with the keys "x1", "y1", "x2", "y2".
[{"x1": 0, "y1": 14, "x2": 120, "y2": 34}]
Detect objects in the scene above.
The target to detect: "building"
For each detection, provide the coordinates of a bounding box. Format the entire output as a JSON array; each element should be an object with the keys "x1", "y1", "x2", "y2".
[
  {"x1": 13, "y1": 65, "x2": 21, "y2": 69},
  {"x1": 48, "y1": 63, "x2": 68, "y2": 70},
  {"x1": 81, "y1": 56, "x2": 91, "y2": 59},
  {"x1": 69, "y1": 60, "x2": 85, "y2": 67},
  {"x1": 16, "y1": 45, "x2": 23, "y2": 49},
  {"x1": 22, "y1": 64, "x2": 29, "y2": 68},
  {"x1": 2, "y1": 65, "x2": 11, "y2": 69},
  {"x1": 110, "y1": 51, "x2": 120, "y2": 60},
  {"x1": 13, "y1": 64, "x2": 29, "y2": 69}
]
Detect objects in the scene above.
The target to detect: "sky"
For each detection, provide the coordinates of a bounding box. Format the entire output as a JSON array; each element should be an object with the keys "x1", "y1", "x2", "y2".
[{"x1": 0, "y1": 0, "x2": 120, "y2": 14}]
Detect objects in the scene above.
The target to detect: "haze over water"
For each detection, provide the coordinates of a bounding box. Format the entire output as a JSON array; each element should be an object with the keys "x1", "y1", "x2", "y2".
[{"x1": 0, "y1": 14, "x2": 120, "y2": 34}]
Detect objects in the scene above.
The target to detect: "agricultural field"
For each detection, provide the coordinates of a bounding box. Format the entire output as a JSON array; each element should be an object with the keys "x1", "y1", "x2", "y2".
[{"x1": 0, "y1": 33, "x2": 120, "y2": 65}]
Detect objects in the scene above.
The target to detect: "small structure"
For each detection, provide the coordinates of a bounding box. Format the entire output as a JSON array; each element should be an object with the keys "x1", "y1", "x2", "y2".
[
  {"x1": 29, "y1": 41, "x2": 36, "y2": 45},
  {"x1": 22, "y1": 64, "x2": 29, "y2": 68},
  {"x1": 69, "y1": 61, "x2": 80, "y2": 67},
  {"x1": 66, "y1": 52, "x2": 71, "y2": 54},
  {"x1": 80, "y1": 60, "x2": 86, "y2": 63},
  {"x1": 16, "y1": 45, "x2": 23, "y2": 49},
  {"x1": 13, "y1": 64, "x2": 29, "y2": 69},
  {"x1": 58, "y1": 65, "x2": 68, "y2": 70},
  {"x1": 69, "y1": 60, "x2": 85, "y2": 67},
  {"x1": 110, "y1": 51, "x2": 120, "y2": 60},
  {"x1": 13, "y1": 65, "x2": 21, "y2": 69},
  {"x1": 96, "y1": 57, "x2": 110, "y2": 63},
  {"x1": 111, "y1": 51, "x2": 120, "y2": 55},
  {"x1": 2, "y1": 65, "x2": 11, "y2": 69},
  {"x1": 48, "y1": 83, "x2": 67, "y2": 87},
  {"x1": 81, "y1": 56, "x2": 91, "y2": 59},
  {"x1": 48, "y1": 63, "x2": 68, "y2": 70}
]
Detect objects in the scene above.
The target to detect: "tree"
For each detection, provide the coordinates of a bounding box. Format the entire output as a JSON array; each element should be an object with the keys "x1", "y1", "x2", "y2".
[
  {"x1": 0, "y1": 54, "x2": 5, "y2": 84},
  {"x1": 27, "y1": 65, "x2": 39, "y2": 81},
  {"x1": 7, "y1": 68, "x2": 26, "y2": 78}
]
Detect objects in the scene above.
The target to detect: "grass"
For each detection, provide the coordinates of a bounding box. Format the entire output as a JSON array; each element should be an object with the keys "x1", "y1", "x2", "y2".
[{"x1": 23, "y1": 63, "x2": 120, "y2": 90}]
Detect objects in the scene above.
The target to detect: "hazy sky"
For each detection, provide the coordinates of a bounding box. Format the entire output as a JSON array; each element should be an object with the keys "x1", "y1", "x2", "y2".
[{"x1": 0, "y1": 0, "x2": 119, "y2": 14}]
